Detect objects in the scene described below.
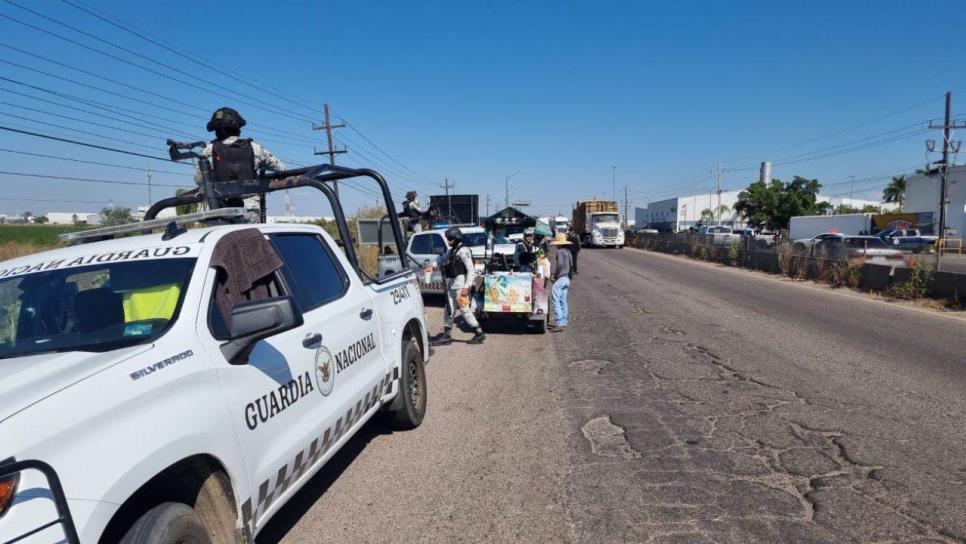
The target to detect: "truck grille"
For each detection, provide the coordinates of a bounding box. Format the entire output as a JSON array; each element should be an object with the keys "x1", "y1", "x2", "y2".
[{"x1": 600, "y1": 228, "x2": 618, "y2": 238}]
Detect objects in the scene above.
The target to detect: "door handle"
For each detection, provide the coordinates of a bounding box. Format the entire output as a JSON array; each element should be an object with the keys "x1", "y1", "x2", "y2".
[
  {"x1": 302, "y1": 332, "x2": 322, "y2": 348},
  {"x1": 359, "y1": 308, "x2": 373, "y2": 320}
]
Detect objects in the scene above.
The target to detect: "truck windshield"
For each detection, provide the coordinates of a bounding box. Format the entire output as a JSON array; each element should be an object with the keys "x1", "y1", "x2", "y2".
[
  {"x1": 0, "y1": 258, "x2": 195, "y2": 359},
  {"x1": 594, "y1": 214, "x2": 619, "y2": 223},
  {"x1": 462, "y1": 233, "x2": 511, "y2": 247}
]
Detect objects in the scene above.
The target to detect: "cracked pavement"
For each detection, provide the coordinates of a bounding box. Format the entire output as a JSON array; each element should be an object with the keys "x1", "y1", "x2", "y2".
[
  {"x1": 264, "y1": 248, "x2": 966, "y2": 543},
  {"x1": 554, "y1": 248, "x2": 966, "y2": 543}
]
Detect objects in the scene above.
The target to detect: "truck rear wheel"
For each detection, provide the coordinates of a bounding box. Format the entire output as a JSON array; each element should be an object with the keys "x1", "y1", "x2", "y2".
[
  {"x1": 387, "y1": 338, "x2": 427, "y2": 430},
  {"x1": 120, "y1": 502, "x2": 211, "y2": 544}
]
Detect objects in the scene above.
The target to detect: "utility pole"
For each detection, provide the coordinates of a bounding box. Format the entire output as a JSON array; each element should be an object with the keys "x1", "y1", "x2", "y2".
[
  {"x1": 312, "y1": 103, "x2": 347, "y2": 197},
  {"x1": 927, "y1": 91, "x2": 966, "y2": 270},
  {"x1": 623, "y1": 184, "x2": 629, "y2": 229},
  {"x1": 440, "y1": 178, "x2": 455, "y2": 221},
  {"x1": 849, "y1": 175, "x2": 855, "y2": 209},
  {"x1": 485, "y1": 193, "x2": 490, "y2": 216},
  {"x1": 505, "y1": 171, "x2": 522, "y2": 209},
  {"x1": 715, "y1": 160, "x2": 722, "y2": 225},
  {"x1": 145, "y1": 164, "x2": 153, "y2": 205},
  {"x1": 611, "y1": 166, "x2": 617, "y2": 202}
]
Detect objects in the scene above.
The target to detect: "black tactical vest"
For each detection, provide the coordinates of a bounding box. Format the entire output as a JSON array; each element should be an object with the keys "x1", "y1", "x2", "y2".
[
  {"x1": 442, "y1": 245, "x2": 468, "y2": 279},
  {"x1": 210, "y1": 139, "x2": 257, "y2": 182}
]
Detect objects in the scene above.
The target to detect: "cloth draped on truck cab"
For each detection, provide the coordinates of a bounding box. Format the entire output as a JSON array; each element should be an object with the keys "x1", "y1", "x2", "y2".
[{"x1": 210, "y1": 229, "x2": 284, "y2": 327}]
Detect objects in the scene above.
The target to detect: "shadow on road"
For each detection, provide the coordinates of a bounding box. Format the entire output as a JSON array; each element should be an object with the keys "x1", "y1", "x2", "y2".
[{"x1": 255, "y1": 420, "x2": 394, "y2": 543}]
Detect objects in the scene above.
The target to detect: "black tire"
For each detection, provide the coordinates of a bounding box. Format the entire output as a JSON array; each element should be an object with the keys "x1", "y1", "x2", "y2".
[
  {"x1": 120, "y1": 502, "x2": 211, "y2": 544},
  {"x1": 387, "y1": 338, "x2": 427, "y2": 430}
]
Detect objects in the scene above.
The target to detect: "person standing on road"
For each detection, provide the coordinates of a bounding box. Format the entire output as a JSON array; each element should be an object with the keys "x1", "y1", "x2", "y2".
[
  {"x1": 566, "y1": 229, "x2": 581, "y2": 275},
  {"x1": 195, "y1": 107, "x2": 285, "y2": 211},
  {"x1": 430, "y1": 227, "x2": 486, "y2": 346},
  {"x1": 547, "y1": 233, "x2": 572, "y2": 332}
]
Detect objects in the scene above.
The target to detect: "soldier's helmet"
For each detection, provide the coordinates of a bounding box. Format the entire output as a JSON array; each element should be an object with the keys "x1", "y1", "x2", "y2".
[{"x1": 206, "y1": 107, "x2": 247, "y2": 132}]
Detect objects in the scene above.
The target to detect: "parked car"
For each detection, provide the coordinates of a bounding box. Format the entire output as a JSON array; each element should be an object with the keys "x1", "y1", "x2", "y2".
[
  {"x1": 792, "y1": 232, "x2": 842, "y2": 253},
  {"x1": 697, "y1": 225, "x2": 737, "y2": 244},
  {"x1": 736, "y1": 228, "x2": 776, "y2": 248},
  {"x1": 810, "y1": 234, "x2": 907, "y2": 265},
  {"x1": 877, "y1": 228, "x2": 938, "y2": 253}
]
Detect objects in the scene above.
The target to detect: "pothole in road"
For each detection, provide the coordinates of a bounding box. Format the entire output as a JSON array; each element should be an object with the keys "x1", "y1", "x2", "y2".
[
  {"x1": 581, "y1": 415, "x2": 641, "y2": 459},
  {"x1": 568, "y1": 359, "x2": 612, "y2": 375}
]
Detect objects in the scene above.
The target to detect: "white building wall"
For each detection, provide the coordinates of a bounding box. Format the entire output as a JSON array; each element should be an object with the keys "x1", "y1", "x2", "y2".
[{"x1": 905, "y1": 165, "x2": 966, "y2": 237}]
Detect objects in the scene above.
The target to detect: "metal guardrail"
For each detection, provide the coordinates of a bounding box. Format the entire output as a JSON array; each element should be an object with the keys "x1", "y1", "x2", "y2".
[{"x1": 0, "y1": 459, "x2": 80, "y2": 544}]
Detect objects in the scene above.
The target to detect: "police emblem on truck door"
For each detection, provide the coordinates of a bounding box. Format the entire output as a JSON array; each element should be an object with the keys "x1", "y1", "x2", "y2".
[{"x1": 315, "y1": 346, "x2": 335, "y2": 397}]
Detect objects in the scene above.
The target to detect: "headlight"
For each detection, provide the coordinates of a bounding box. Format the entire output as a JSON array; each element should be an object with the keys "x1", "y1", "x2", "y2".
[{"x1": 0, "y1": 471, "x2": 19, "y2": 518}]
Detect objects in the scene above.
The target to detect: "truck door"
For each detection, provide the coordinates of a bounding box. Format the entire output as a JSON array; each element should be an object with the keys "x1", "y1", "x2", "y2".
[{"x1": 200, "y1": 232, "x2": 384, "y2": 531}]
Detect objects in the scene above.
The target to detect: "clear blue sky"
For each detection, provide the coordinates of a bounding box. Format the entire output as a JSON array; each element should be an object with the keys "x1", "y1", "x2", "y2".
[{"x1": 1, "y1": 0, "x2": 964, "y2": 218}]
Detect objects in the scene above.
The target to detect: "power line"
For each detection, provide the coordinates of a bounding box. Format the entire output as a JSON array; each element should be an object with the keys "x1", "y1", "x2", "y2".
[
  {"x1": 57, "y1": 0, "x2": 323, "y2": 113},
  {"x1": 721, "y1": 94, "x2": 945, "y2": 166},
  {"x1": 0, "y1": 111, "x2": 163, "y2": 152},
  {"x1": 0, "y1": 148, "x2": 185, "y2": 175},
  {"x1": 0, "y1": 125, "x2": 188, "y2": 163},
  {"x1": 0, "y1": 3, "x2": 320, "y2": 124},
  {"x1": 0, "y1": 170, "x2": 189, "y2": 188},
  {"x1": 0, "y1": 100, "x2": 167, "y2": 141},
  {"x1": 332, "y1": 111, "x2": 439, "y2": 183},
  {"x1": 0, "y1": 195, "x2": 134, "y2": 205}
]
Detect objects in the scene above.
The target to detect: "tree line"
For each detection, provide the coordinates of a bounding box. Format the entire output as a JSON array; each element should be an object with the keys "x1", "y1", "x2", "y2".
[{"x1": 733, "y1": 174, "x2": 906, "y2": 232}]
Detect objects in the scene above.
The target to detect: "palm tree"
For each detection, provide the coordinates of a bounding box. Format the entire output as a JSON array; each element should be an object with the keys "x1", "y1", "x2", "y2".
[{"x1": 882, "y1": 175, "x2": 906, "y2": 210}]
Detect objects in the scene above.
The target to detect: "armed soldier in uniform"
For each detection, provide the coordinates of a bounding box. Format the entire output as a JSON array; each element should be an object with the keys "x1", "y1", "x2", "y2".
[
  {"x1": 402, "y1": 190, "x2": 423, "y2": 233},
  {"x1": 195, "y1": 107, "x2": 285, "y2": 212},
  {"x1": 430, "y1": 227, "x2": 486, "y2": 346}
]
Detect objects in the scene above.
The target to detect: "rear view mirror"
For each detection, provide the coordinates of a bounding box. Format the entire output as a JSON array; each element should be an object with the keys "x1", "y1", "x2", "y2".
[{"x1": 220, "y1": 296, "x2": 303, "y2": 364}]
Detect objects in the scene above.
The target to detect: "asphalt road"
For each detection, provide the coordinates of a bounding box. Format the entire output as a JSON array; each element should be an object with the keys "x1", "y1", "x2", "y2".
[{"x1": 260, "y1": 249, "x2": 966, "y2": 543}]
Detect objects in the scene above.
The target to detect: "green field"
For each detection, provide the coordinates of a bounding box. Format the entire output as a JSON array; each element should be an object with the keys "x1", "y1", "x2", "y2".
[{"x1": 0, "y1": 224, "x2": 92, "y2": 244}]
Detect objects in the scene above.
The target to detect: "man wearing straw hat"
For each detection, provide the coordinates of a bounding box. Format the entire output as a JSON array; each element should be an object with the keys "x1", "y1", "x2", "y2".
[{"x1": 547, "y1": 232, "x2": 573, "y2": 332}]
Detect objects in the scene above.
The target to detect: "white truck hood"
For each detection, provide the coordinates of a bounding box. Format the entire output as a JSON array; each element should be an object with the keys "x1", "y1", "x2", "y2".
[{"x1": 0, "y1": 344, "x2": 150, "y2": 423}]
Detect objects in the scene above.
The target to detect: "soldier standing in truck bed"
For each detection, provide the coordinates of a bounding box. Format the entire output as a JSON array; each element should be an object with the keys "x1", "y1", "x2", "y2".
[{"x1": 194, "y1": 107, "x2": 286, "y2": 210}]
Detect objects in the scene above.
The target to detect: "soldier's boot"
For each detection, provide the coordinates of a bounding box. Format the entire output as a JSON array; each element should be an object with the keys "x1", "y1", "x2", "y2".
[
  {"x1": 467, "y1": 329, "x2": 486, "y2": 345},
  {"x1": 430, "y1": 328, "x2": 453, "y2": 346}
]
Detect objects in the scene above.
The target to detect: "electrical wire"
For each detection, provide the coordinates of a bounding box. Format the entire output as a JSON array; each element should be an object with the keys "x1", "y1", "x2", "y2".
[
  {"x1": 0, "y1": 148, "x2": 185, "y2": 175},
  {"x1": 0, "y1": 125, "x2": 188, "y2": 163},
  {"x1": 0, "y1": 111, "x2": 163, "y2": 152},
  {"x1": 0, "y1": 3, "x2": 320, "y2": 124},
  {"x1": 57, "y1": 0, "x2": 323, "y2": 114},
  {"x1": 0, "y1": 170, "x2": 188, "y2": 188}
]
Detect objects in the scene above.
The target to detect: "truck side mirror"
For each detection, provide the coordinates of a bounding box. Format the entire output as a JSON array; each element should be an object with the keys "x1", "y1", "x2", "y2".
[{"x1": 220, "y1": 296, "x2": 303, "y2": 364}]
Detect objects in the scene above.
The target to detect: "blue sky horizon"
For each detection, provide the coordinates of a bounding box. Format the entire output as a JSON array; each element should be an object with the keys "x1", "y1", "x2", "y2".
[{"x1": 1, "y1": 0, "x2": 964, "y2": 218}]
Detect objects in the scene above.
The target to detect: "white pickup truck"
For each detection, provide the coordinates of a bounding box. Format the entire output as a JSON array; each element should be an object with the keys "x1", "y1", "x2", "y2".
[
  {"x1": 0, "y1": 176, "x2": 430, "y2": 542},
  {"x1": 377, "y1": 226, "x2": 515, "y2": 294}
]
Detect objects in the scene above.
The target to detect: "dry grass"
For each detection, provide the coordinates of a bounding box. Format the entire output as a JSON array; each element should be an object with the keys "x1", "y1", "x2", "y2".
[{"x1": 0, "y1": 241, "x2": 57, "y2": 262}]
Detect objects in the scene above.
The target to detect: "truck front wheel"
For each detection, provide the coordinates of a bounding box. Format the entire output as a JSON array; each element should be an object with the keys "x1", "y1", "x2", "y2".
[
  {"x1": 120, "y1": 502, "x2": 212, "y2": 544},
  {"x1": 387, "y1": 338, "x2": 427, "y2": 430}
]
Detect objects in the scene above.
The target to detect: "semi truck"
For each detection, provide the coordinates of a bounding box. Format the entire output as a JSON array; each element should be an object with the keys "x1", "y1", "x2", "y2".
[
  {"x1": 573, "y1": 200, "x2": 624, "y2": 248},
  {"x1": 788, "y1": 213, "x2": 873, "y2": 241}
]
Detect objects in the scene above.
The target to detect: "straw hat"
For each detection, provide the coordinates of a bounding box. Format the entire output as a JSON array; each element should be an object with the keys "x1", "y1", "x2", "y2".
[{"x1": 548, "y1": 232, "x2": 572, "y2": 245}]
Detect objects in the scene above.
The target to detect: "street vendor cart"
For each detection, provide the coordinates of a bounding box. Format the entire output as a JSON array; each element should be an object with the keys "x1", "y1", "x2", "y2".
[{"x1": 474, "y1": 211, "x2": 549, "y2": 333}]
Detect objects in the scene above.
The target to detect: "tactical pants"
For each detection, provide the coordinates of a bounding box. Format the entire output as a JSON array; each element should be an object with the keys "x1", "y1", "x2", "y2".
[{"x1": 443, "y1": 279, "x2": 479, "y2": 330}]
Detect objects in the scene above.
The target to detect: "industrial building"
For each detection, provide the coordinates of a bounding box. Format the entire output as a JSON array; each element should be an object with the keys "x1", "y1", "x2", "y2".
[
  {"x1": 905, "y1": 164, "x2": 965, "y2": 237},
  {"x1": 638, "y1": 190, "x2": 746, "y2": 232}
]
